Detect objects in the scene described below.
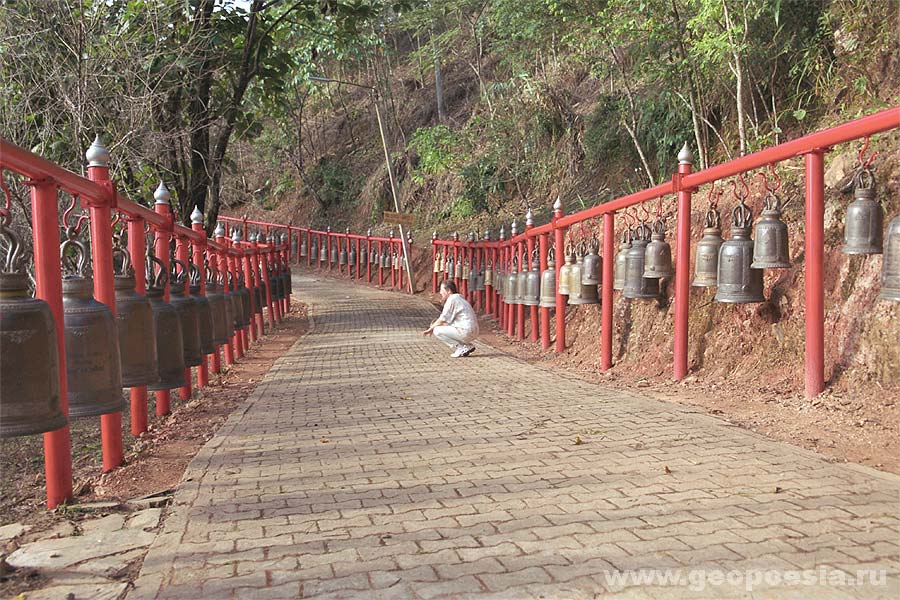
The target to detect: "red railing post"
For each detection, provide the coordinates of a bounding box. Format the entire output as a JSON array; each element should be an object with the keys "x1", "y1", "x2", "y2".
[
  {"x1": 356, "y1": 237, "x2": 362, "y2": 280},
  {"x1": 29, "y1": 177, "x2": 74, "y2": 508},
  {"x1": 553, "y1": 198, "x2": 566, "y2": 353},
  {"x1": 431, "y1": 233, "x2": 438, "y2": 293},
  {"x1": 366, "y1": 230, "x2": 373, "y2": 283},
  {"x1": 216, "y1": 224, "x2": 235, "y2": 366},
  {"x1": 484, "y1": 231, "x2": 492, "y2": 316},
  {"x1": 85, "y1": 138, "x2": 123, "y2": 472},
  {"x1": 601, "y1": 213, "x2": 615, "y2": 371},
  {"x1": 175, "y1": 231, "x2": 193, "y2": 400},
  {"x1": 673, "y1": 144, "x2": 693, "y2": 381},
  {"x1": 126, "y1": 214, "x2": 150, "y2": 434},
  {"x1": 208, "y1": 227, "x2": 223, "y2": 372},
  {"x1": 153, "y1": 182, "x2": 173, "y2": 413},
  {"x1": 230, "y1": 235, "x2": 245, "y2": 358},
  {"x1": 452, "y1": 232, "x2": 460, "y2": 291},
  {"x1": 327, "y1": 227, "x2": 333, "y2": 272},
  {"x1": 507, "y1": 221, "x2": 517, "y2": 337},
  {"x1": 191, "y1": 209, "x2": 210, "y2": 386},
  {"x1": 539, "y1": 232, "x2": 550, "y2": 349},
  {"x1": 497, "y1": 228, "x2": 505, "y2": 323},
  {"x1": 521, "y1": 207, "x2": 541, "y2": 342},
  {"x1": 260, "y1": 238, "x2": 276, "y2": 329},
  {"x1": 243, "y1": 235, "x2": 258, "y2": 342},
  {"x1": 805, "y1": 150, "x2": 826, "y2": 397},
  {"x1": 474, "y1": 236, "x2": 482, "y2": 311}
]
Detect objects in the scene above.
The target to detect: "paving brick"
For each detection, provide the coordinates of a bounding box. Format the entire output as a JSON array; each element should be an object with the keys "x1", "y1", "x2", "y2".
[{"x1": 128, "y1": 273, "x2": 900, "y2": 600}]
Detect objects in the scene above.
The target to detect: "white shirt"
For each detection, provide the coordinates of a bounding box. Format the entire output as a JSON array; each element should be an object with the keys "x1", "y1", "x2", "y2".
[{"x1": 439, "y1": 293, "x2": 479, "y2": 335}]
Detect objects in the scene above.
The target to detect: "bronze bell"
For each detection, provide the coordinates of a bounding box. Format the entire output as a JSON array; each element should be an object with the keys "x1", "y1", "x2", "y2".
[
  {"x1": 359, "y1": 244, "x2": 368, "y2": 266},
  {"x1": 454, "y1": 258, "x2": 463, "y2": 279},
  {"x1": 613, "y1": 231, "x2": 631, "y2": 291},
  {"x1": 557, "y1": 244, "x2": 575, "y2": 297},
  {"x1": 392, "y1": 252, "x2": 399, "y2": 269},
  {"x1": 522, "y1": 252, "x2": 541, "y2": 307},
  {"x1": 844, "y1": 167, "x2": 883, "y2": 254},
  {"x1": 485, "y1": 261, "x2": 493, "y2": 287},
  {"x1": 330, "y1": 245, "x2": 338, "y2": 264},
  {"x1": 251, "y1": 272, "x2": 264, "y2": 316},
  {"x1": 205, "y1": 267, "x2": 230, "y2": 346},
  {"x1": 582, "y1": 236, "x2": 601, "y2": 286},
  {"x1": 220, "y1": 271, "x2": 235, "y2": 339},
  {"x1": 507, "y1": 256, "x2": 519, "y2": 304},
  {"x1": 539, "y1": 247, "x2": 557, "y2": 308},
  {"x1": 60, "y1": 236, "x2": 124, "y2": 417},
  {"x1": 623, "y1": 223, "x2": 660, "y2": 300},
  {"x1": 146, "y1": 256, "x2": 187, "y2": 390},
  {"x1": 339, "y1": 244, "x2": 348, "y2": 266},
  {"x1": 309, "y1": 239, "x2": 318, "y2": 260},
  {"x1": 567, "y1": 243, "x2": 585, "y2": 303},
  {"x1": 516, "y1": 253, "x2": 529, "y2": 305},
  {"x1": 715, "y1": 203, "x2": 765, "y2": 303},
  {"x1": 300, "y1": 238, "x2": 308, "y2": 257},
  {"x1": 496, "y1": 263, "x2": 505, "y2": 297},
  {"x1": 348, "y1": 245, "x2": 357, "y2": 267},
  {"x1": 752, "y1": 193, "x2": 791, "y2": 268},
  {"x1": 0, "y1": 219, "x2": 66, "y2": 438},
  {"x1": 444, "y1": 255, "x2": 452, "y2": 276},
  {"x1": 881, "y1": 214, "x2": 900, "y2": 301},
  {"x1": 227, "y1": 272, "x2": 245, "y2": 332},
  {"x1": 113, "y1": 244, "x2": 159, "y2": 387},
  {"x1": 467, "y1": 261, "x2": 476, "y2": 290},
  {"x1": 236, "y1": 273, "x2": 252, "y2": 327},
  {"x1": 169, "y1": 258, "x2": 203, "y2": 368},
  {"x1": 475, "y1": 268, "x2": 486, "y2": 292},
  {"x1": 643, "y1": 219, "x2": 674, "y2": 279},
  {"x1": 463, "y1": 259, "x2": 470, "y2": 281},
  {"x1": 319, "y1": 244, "x2": 328, "y2": 262},
  {"x1": 433, "y1": 254, "x2": 441, "y2": 273},
  {"x1": 188, "y1": 265, "x2": 216, "y2": 356},
  {"x1": 370, "y1": 247, "x2": 379, "y2": 265},
  {"x1": 693, "y1": 208, "x2": 723, "y2": 288}
]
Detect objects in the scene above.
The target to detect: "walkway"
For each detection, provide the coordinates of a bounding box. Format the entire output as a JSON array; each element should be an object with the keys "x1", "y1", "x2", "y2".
[{"x1": 130, "y1": 273, "x2": 899, "y2": 599}]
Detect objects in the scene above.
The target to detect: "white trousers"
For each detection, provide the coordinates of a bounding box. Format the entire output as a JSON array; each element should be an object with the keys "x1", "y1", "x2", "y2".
[{"x1": 432, "y1": 325, "x2": 476, "y2": 349}]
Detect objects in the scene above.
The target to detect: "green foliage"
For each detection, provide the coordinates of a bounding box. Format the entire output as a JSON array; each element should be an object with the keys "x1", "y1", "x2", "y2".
[
  {"x1": 307, "y1": 156, "x2": 360, "y2": 208},
  {"x1": 408, "y1": 125, "x2": 462, "y2": 182}
]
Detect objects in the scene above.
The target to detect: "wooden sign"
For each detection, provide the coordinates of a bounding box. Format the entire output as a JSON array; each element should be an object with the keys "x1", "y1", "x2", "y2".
[{"x1": 383, "y1": 211, "x2": 415, "y2": 226}]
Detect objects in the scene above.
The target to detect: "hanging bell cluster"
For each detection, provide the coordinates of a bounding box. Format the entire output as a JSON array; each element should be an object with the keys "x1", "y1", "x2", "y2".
[
  {"x1": 539, "y1": 247, "x2": 557, "y2": 308},
  {"x1": 146, "y1": 255, "x2": 186, "y2": 391},
  {"x1": 623, "y1": 223, "x2": 660, "y2": 300},
  {"x1": 0, "y1": 217, "x2": 66, "y2": 438},
  {"x1": 844, "y1": 167, "x2": 883, "y2": 255},
  {"x1": 60, "y1": 233, "x2": 125, "y2": 418},
  {"x1": 693, "y1": 208, "x2": 723, "y2": 287},
  {"x1": 752, "y1": 192, "x2": 791, "y2": 269},
  {"x1": 113, "y1": 235, "x2": 159, "y2": 387},
  {"x1": 715, "y1": 202, "x2": 764, "y2": 303}
]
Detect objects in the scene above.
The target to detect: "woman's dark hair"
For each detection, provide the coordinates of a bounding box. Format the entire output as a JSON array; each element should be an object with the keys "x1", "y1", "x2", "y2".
[{"x1": 440, "y1": 280, "x2": 458, "y2": 294}]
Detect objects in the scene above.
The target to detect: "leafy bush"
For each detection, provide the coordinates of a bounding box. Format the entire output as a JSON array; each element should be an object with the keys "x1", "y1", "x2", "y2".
[
  {"x1": 408, "y1": 125, "x2": 461, "y2": 183},
  {"x1": 307, "y1": 155, "x2": 359, "y2": 208}
]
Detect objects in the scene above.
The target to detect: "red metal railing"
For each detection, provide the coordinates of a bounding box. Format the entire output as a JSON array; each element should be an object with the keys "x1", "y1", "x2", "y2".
[
  {"x1": 1, "y1": 137, "x2": 291, "y2": 508},
  {"x1": 262, "y1": 106, "x2": 899, "y2": 400}
]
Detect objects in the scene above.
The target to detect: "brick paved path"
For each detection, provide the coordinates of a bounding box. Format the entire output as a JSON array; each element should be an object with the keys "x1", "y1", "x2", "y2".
[{"x1": 130, "y1": 273, "x2": 899, "y2": 599}]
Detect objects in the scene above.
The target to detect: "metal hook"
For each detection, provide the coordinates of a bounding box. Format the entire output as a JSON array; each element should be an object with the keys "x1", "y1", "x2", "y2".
[
  {"x1": 767, "y1": 164, "x2": 782, "y2": 192},
  {"x1": 858, "y1": 136, "x2": 877, "y2": 168},
  {"x1": 640, "y1": 202, "x2": 650, "y2": 222}
]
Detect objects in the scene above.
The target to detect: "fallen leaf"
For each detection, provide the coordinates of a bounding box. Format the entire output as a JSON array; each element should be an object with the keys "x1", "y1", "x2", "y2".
[
  {"x1": 320, "y1": 439, "x2": 330, "y2": 444},
  {"x1": 574, "y1": 436, "x2": 583, "y2": 445},
  {"x1": 664, "y1": 465, "x2": 672, "y2": 474}
]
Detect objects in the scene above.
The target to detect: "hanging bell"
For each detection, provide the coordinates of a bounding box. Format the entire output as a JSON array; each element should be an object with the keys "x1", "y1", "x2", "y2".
[
  {"x1": 516, "y1": 253, "x2": 529, "y2": 305},
  {"x1": 444, "y1": 256, "x2": 452, "y2": 276},
  {"x1": 0, "y1": 219, "x2": 66, "y2": 438},
  {"x1": 339, "y1": 245, "x2": 348, "y2": 266},
  {"x1": 60, "y1": 236, "x2": 124, "y2": 417},
  {"x1": 220, "y1": 271, "x2": 235, "y2": 339},
  {"x1": 370, "y1": 247, "x2": 379, "y2": 265},
  {"x1": 881, "y1": 214, "x2": 900, "y2": 301},
  {"x1": 433, "y1": 254, "x2": 440, "y2": 273},
  {"x1": 693, "y1": 208, "x2": 723, "y2": 287},
  {"x1": 113, "y1": 243, "x2": 159, "y2": 387},
  {"x1": 567, "y1": 243, "x2": 585, "y2": 304},
  {"x1": 462, "y1": 259, "x2": 470, "y2": 281},
  {"x1": 475, "y1": 268, "x2": 486, "y2": 292},
  {"x1": 613, "y1": 231, "x2": 631, "y2": 291},
  {"x1": 227, "y1": 272, "x2": 245, "y2": 332},
  {"x1": 484, "y1": 261, "x2": 493, "y2": 287},
  {"x1": 571, "y1": 240, "x2": 600, "y2": 306},
  {"x1": 522, "y1": 251, "x2": 541, "y2": 307},
  {"x1": 623, "y1": 223, "x2": 660, "y2": 300},
  {"x1": 715, "y1": 203, "x2": 765, "y2": 303},
  {"x1": 309, "y1": 238, "x2": 318, "y2": 260},
  {"x1": 169, "y1": 258, "x2": 203, "y2": 368},
  {"x1": 539, "y1": 247, "x2": 557, "y2": 308},
  {"x1": 468, "y1": 262, "x2": 477, "y2": 290},
  {"x1": 300, "y1": 238, "x2": 308, "y2": 258},
  {"x1": 146, "y1": 256, "x2": 187, "y2": 390},
  {"x1": 330, "y1": 244, "x2": 338, "y2": 264},
  {"x1": 643, "y1": 219, "x2": 674, "y2": 279},
  {"x1": 348, "y1": 246, "x2": 357, "y2": 267},
  {"x1": 188, "y1": 265, "x2": 216, "y2": 356},
  {"x1": 359, "y1": 244, "x2": 368, "y2": 266},
  {"x1": 237, "y1": 274, "x2": 252, "y2": 327},
  {"x1": 557, "y1": 245, "x2": 575, "y2": 297},
  {"x1": 582, "y1": 236, "x2": 601, "y2": 285},
  {"x1": 319, "y1": 244, "x2": 328, "y2": 262},
  {"x1": 454, "y1": 258, "x2": 463, "y2": 279},
  {"x1": 392, "y1": 252, "x2": 399, "y2": 270},
  {"x1": 844, "y1": 167, "x2": 883, "y2": 254},
  {"x1": 507, "y1": 256, "x2": 520, "y2": 305},
  {"x1": 752, "y1": 193, "x2": 791, "y2": 268},
  {"x1": 205, "y1": 267, "x2": 230, "y2": 346}
]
